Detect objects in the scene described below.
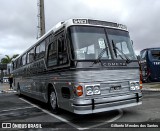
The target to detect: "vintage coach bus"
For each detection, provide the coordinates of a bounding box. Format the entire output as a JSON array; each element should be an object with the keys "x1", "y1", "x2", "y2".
[{"x1": 12, "y1": 19, "x2": 142, "y2": 114}]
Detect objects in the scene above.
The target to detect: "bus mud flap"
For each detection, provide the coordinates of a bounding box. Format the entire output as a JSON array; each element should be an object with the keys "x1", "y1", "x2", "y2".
[
  {"x1": 92, "y1": 99, "x2": 95, "y2": 110},
  {"x1": 136, "y1": 93, "x2": 139, "y2": 102}
]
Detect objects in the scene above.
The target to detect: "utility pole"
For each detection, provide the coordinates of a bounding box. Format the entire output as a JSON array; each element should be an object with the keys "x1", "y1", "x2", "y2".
[{"x1": 37, "y1": 0, "x2": 46, "y2": 39}]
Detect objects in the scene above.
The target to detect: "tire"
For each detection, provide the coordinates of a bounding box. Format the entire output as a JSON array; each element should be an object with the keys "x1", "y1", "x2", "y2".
[{"x1": 49, "y1": 89, "x2": 59, "y2": 114}]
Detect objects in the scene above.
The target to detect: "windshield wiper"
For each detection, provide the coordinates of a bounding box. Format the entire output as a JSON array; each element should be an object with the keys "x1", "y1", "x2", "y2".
[
  {"x1": 112, "y1": 40, "x2": 131, "y2": 63},
  {"x1": 91, "y1": 47, "x2": 109, "y2": 66}
]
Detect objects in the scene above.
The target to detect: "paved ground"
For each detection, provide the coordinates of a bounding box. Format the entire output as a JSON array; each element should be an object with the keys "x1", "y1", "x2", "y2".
[
  {"x1": 0, "y1": 90, "x2": 160, "y2": 131},
  {"x1": 0, "y1": 83, "x2": 10, "y2": 90},
  {"x1": 0, "y1": 82, "x2": 160, "y2": 131},
  {"x1": 143, "y1": 82, "x2": 160, "y2": 91},
  {"x1": 0, "y1": 83, "x2": 16, "y2": 93}
]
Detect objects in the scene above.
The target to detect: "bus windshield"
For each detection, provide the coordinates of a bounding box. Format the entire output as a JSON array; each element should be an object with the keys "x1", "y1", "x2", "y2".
[
  {"x1": 107, "y1": 28, "x2": 137, "y2": 60},
  {"x1": 70, "y1": 26, "x2": 111, "y2": 60},
  {"x1": 150, "y1": 49, "x2": 160, "y2": 60},
  {"x1": 69, "y1": 26, "x2": 137, "y2": 60}
]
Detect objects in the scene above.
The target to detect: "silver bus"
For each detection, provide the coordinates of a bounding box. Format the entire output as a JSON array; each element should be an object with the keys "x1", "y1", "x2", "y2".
[{"x1": 12, "y1": 19, "x2": 142, "y2": 114}]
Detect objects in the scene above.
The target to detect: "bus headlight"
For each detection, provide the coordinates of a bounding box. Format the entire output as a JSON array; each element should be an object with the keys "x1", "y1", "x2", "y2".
[
  {"x1": 86, "y1": 85, "x2": 101, "y2": 95},
  {"x1": 93, "y1": 85, "x2": 101, "y2": 95},
  {"x1": 86, "y1": 86, "x2": 93, "y2": 96},
  {"x1": 130, "y1": 81, "x2": 140, "y2": 90}
]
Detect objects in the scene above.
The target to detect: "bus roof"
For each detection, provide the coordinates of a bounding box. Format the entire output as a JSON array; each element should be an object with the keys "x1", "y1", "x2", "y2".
[
  {"x1": 140, "y1": 47, "x2": 160, "y2": 52},
  {"x1": 13, "y1": 18, "x2": 128, "y2": 61},
  {"x1": 64, "y1": 19, "x2": 128, "y2": 30},
  {"x1": 42, "y1": 18, "x2": 128, "y2": 38}
]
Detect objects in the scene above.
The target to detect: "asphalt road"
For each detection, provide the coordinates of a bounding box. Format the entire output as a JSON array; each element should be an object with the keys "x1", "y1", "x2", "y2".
[{"x1": 0, "y1": 90, "x2": 160, "y2": 131}]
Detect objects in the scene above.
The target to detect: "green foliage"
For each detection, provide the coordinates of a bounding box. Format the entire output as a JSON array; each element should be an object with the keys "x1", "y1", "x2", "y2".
[
  {"x1": 12, "y1": 54, "x2": 19, "y2": 59},
  {"x1": 1, "y1": 54, "x2": 19, "y2": 64}
]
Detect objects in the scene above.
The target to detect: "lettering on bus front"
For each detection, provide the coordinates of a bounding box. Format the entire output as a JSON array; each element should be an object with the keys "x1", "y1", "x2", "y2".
[
  {"x1": 73, "y1": 19, "x2": 88, "y2": 24},
  {"x1": 103, "y1": 62, "x2": 127, "y2": 66},
  {"x1": 153, "y1": 62, "x2": 160, "y2": 65}
]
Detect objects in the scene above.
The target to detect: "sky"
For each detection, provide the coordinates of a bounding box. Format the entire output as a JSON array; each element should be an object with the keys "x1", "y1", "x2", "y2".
[{"x1": 0, "y1": 0, "x2": 160, "y2": 59}]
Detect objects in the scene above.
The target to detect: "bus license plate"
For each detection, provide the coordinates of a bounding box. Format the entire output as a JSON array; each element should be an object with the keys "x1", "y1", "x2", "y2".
[{"x1": 110, "y1": 85, "x2": 121, "y2": 92}]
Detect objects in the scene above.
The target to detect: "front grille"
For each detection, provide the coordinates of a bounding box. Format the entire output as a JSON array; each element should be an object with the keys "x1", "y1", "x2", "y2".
[{"x1": 100, "y1": 81, "x2": 130, "y2": 95}]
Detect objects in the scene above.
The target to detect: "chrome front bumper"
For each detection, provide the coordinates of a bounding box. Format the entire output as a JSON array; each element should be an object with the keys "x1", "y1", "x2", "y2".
[{"x1": 72, "y1": 93, "x2": 142, "y2": 114}]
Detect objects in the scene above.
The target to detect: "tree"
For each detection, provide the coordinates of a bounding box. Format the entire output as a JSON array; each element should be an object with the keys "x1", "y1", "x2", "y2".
[
  {"x1": 12, "y1": 54, "x2": 19, "y2": 59},
  {"x1": 1, "y1": 54, "x2": 19, "y2": 64}
]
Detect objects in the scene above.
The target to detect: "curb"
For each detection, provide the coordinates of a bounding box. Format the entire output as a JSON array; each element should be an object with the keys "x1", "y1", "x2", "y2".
[
  {"x1": 142, "y1": 88, "x2": 160, "y2": 91},
  {"x1": 0, "y1": 90, "x2": 17, "y2": 94}
]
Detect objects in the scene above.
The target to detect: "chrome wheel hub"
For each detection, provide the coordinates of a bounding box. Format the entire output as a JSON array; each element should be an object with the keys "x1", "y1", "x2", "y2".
[{"x1": 50, "y1": 92, "x2": 56, "y2": 109}]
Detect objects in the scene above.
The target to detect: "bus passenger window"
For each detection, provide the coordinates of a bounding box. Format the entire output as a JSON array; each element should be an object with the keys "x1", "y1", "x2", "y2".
[
  {"x1": 13, "y1": 61, "x2": 16, "y2": 69},
  {"x1": 47, "y1": 42, "x2": 57, "y2": 66},
  {"x1": 27, "y1": 48, "x2": 34, "y2": 63},
  {"x1": 35, "y1": 41, "x2": 46, "y2": 59},
  {"x1": 39, "y1": 41, "x2": 46, "y2": 58},
  {"x1": 58, "y1": 38, "x2": 68, "y2": 65},
  {"x1": 22, "y1": 54, "x2": 27, "y2": 66},
  {"x1": 17, "y1": 58, "x2": 21, "y2": 67},
  {"x1": 35, "y1": 45, "x2": 40, "y2": 59}
]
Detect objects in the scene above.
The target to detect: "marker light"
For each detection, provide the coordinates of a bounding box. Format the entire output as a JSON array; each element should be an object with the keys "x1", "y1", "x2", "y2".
[
  {"x1": 139, "y1": 70, "x2": 143, "y2": 89},
  {"x1": 140, "y1": 81, "x2": 143, "y2": 89}
]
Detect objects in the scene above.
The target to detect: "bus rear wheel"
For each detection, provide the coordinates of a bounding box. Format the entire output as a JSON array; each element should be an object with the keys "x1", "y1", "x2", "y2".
[{"x1": 49, "y1": 89, "x2": 59, "y2": 114}]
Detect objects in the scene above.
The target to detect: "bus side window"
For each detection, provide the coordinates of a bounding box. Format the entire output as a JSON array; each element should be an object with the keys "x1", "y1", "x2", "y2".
[
  {"x1": 39, "y1": 41, "x2": 46, "y2": 58},
  {"x1": 22, "y1": 54, "x2": 27, "y2": 66},
  {"x1": 47, "y1": 41, "x2": 57, "y2": 67},
  {"x1": 58, "y1": 37, "x2": 68, "y2": 65},
  {"x1": 141, "y1": 50, "x2": 147, "y2": 60},
  {"x1": 17, "y1": 58, "x2": 21, "y2": 68},
  {"x1": 35, "y1": 45, "x2": 40, "y2": 60},
  {"x1": 13, "y1": 61, "x2": 16, "y2": 69},
  {"x1": 36, "y1": 41, "x2": 46, "y2": 59},
  {"x1": 27, "y1": 48, "x2": 35, "y2": 63}
]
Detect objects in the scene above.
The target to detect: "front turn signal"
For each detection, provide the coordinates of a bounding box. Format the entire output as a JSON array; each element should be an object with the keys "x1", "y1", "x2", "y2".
[{"x1": 76, "y1": 85, "x2": 83, "y2": 96}]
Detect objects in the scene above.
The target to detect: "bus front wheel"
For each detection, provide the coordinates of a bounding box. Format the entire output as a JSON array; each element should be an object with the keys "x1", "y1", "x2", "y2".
[{"x1": 49, "y1": 89, "x2": 59, "y2": 114}]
